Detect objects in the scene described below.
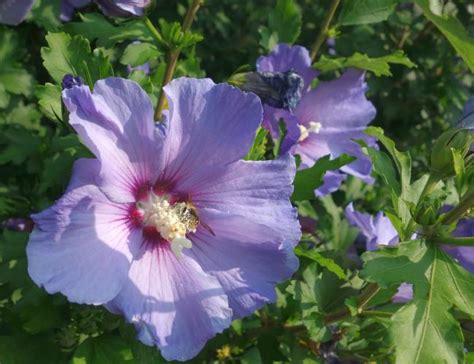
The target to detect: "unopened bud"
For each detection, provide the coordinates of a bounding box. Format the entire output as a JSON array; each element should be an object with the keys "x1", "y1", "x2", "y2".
[
  {"x1": 61, "y1": 74, "x2": 84, "y2": 90},
  {"x1": 430, "y1": 128, "x2": 473, "y2": 178},
  {"x1": 412, "y1": 198, "x2": 440, "y2": 226}
]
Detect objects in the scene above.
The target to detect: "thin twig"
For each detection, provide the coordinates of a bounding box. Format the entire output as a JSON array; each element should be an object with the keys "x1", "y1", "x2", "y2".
[
  {"x1": 324, "y1": 283, "x2": 380, "y2": 324},
  {"x1": 435, "y1": 236, "x2": 474, "y2": 246},
  {"x1": 309, "y1": 0, "x2": 341, "y2": 62},
  {"x1": 397, "y1": 26, "x2": 410, "y2": 49},
  {"x1": 154, "y1": 0, "x2": 202, "y2": 121},
  {"x1": 439, "y1": 189, "x2": 474, "y2": 226}
]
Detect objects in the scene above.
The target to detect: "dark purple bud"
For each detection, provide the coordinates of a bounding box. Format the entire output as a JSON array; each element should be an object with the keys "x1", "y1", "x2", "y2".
[
  {"x1": 1, "y1": 218, "x2": 34, "y2": 233},
  {"x1": 62, "y1": 74, "x2": 84, "y2": 90},
  {"x1": 298, "y1": 216, "x2": 317, "y2": 234}
]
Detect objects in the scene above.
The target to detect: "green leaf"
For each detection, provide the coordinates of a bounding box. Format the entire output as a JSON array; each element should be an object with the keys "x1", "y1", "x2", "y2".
[
  {"x1": 159, "y1": 19, "x2": 203, "y2": 50},
  {"x1": 41, "y1": 32, "x2": 91, "y2": 84},
  {"x1": 361, "y1": 240, "x2": 474, "y2": 363},
  {"x1": 258, "y1": 27, "x2": 279, "y2": 52},
  {"x1": 0, "y1": 69, "x2": 34, "y2": 97},
  {"x1": 120, "y1": 42, "x2": 160, "y2": 67},
  {"x1": 292, "y1": 154, "x2": 356, "y2": 201},
  {"x1": 128, "y1": 70, "x2": 154, "y2": 94},
  {"x1": 257, "y1": 332, "x2": 287, "y2": 363},
  {"x1": 41, "y1": 32, "x2": 113, "y2": 87},
  {"x1": 268, "y1": 0, "x2": 302, "y2": 44},
  {"x1": 295, "y1": 245, "x2": 348, "y2": 281},
  {"x1": 31, "y1": 0, "x2": 62, "y2": 31},
  {"x1": 19, "y1": 299, "x2": 65, "y2": 334},
  {"x1": 365, "y1": 127, "x2": 414, "y2": 229},
  {"x1": 0, "y1": 335, "x2": 66, "y2": 364},
  {"x1": 273, "y1": 119, "x2": 287, "y2": 157},
  {"x1": 0, "y1": 127, "x2": 41, "y2": 165},
  {"x1": 451, "y1": 148, "x2": 466, "y2": 194},
  {"x1": 65, "y1": 13, "x2": 153, "y2": 48},
  {"x1": 0, "y1": 85, "x2": 10, "y2": 108},
  {"x1": 288, "y1": 263, "x2": 356, "y2": 341},
  {"x1": 0, "y1": 32, "x2": 34, "y2": 97},
  {"x1": 314, "y1": 51, "x2": 416, "y2": 76},
  {"x1": 72, "y1": 335, "x2": 134, "y2": 364},
  {"x1": 339, "y1": 0, "x2": 399, "y2": 26},
  {"x1": 344, "y1": 296, "x2": 359, "y2": 316},
  {"x1": 320, "y1": 195, "x2": 358, "y2": 251},
  {"x1": 245, "y1": 127, "x2": 269, "y2": 161},
  {"x1": 35, "y1": 83, "x2": 62, "y2": 121},
  {"x1": 369, "y1": 149, "x2": 400, "y2": 194},
  {"x1": 415, "y1": 0, "x2": 474, "y2": 72},
  {"x1": 87, "y1": 48, "x2": 115, "y2": 84}
]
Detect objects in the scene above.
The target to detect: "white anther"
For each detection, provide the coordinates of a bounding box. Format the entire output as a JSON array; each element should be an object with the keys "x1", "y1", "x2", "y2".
[
  {"x1": 298, "y1": 121, "x2": 322, "y2": 142},
  {"x1": 170, "y1": 237, "x2": 193, "y2": 257}
]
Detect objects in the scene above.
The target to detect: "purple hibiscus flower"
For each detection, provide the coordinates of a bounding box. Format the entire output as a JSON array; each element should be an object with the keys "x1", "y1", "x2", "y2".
[
  {"x1": 61, "y1": 0, "x2": 152, "y2": 22},
  {"x1": 26, "y1": 76, "x2": 300, "y2": 361},
  {"x1": 0, "y1": 0, "x2": 34, "y2": 25},
  {"x1": 345, "y1": 203, "x2": 474, "y2": 302},
  {"x1": 256, "y1": 44, "x2": 377, "y2": 196},
  {"x1": 60, "y1": 0, "x2": 90, "y2": 21},
  {"x1": 345, "y1": 203, "x2": 399, "y2": 251}
]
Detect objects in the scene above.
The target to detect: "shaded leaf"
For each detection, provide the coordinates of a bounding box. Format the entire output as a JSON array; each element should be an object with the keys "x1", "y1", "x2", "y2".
[
  {"x1": 415, "y1": 0, "x2": 474, "y2": 72},
  {"x1": 339, "y1": 0, "x2": 399, "y2": 26},
  {"x1": 72, "y1": 335, "x2": 134, "y2": 364},
  {"x1": 314, "y1": 51, "x2": 416, "y2": 76},
  {"x1": 292, "y1": 154, "x2": 355, "y2": 201},
  {"x1": 65, "y1": 13, "x2": 153, "y2": 48},
  {"x1": 295, "y1": 245, "x2": 348, "y2": 281}
]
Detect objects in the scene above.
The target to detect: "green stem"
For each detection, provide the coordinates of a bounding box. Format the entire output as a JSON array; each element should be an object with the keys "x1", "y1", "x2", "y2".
[
  {"x1": 153, "y1": 0, "x2": 202, "y2": 121},
  {"x1": 435, "y1": 236, "x2": 474, "y2": 247},
  {"x1": 440, "y1": 189, "x2": 474, "y2": 226},
  {"x1": 360, "y1": 310, "x2": 393, "y2": 318},
  {"x1": 309, "y1": 0, "x2": 341, "y2": 62},
  {"x1": 404, "y1": 174, "x2": 440, "y2": 238},
  {"x1": 143, "y1": 16, "x2": 164, "y2": 46},
  {"x1": 154, "y1": 50, "x2": 179, "y2": 121},
  {"x1": 324, "y1": 283, "x2": 380, "y2": 324}
]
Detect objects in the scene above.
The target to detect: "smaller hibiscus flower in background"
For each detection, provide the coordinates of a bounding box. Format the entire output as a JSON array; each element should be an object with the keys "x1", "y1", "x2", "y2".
[
  {"x1": 0, "y1": 0, "x2": 151, "y2": 24},
  {"x1": 345, "y1": 203, "x2": 474, "y2": 303},
  {"x1": 0, "y1": 0, "x2": 34, "y2": 25},
  {"x1": 61, "y1": 0, "x2": 151, "y2": 21},
  {"x1": 27, "y1": 76, "x2": 300, "y2": 361},
  {"x1": 255, "y1": 44, "x2": 377, "y2": 196}
]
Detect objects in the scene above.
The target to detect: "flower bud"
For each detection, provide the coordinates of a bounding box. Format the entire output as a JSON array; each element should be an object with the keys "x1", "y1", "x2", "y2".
[
  {"x1": 1, "y1": 218, "x2": 34, "y2": 232},
  {"x1": 412, "y1": 198, "x2": 440, "y2": 226},
  {"x1": 61, "y1": 74, "x2": 84, "y2": 90},
  {"x1": 430, "y1": 128, "x2": 473, "y2": 178}
]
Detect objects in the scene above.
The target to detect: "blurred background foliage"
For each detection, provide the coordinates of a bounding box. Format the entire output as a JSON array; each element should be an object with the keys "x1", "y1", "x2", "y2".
[{"x1": 0, "y1": 0, "x2": 473, "y2": 363}]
